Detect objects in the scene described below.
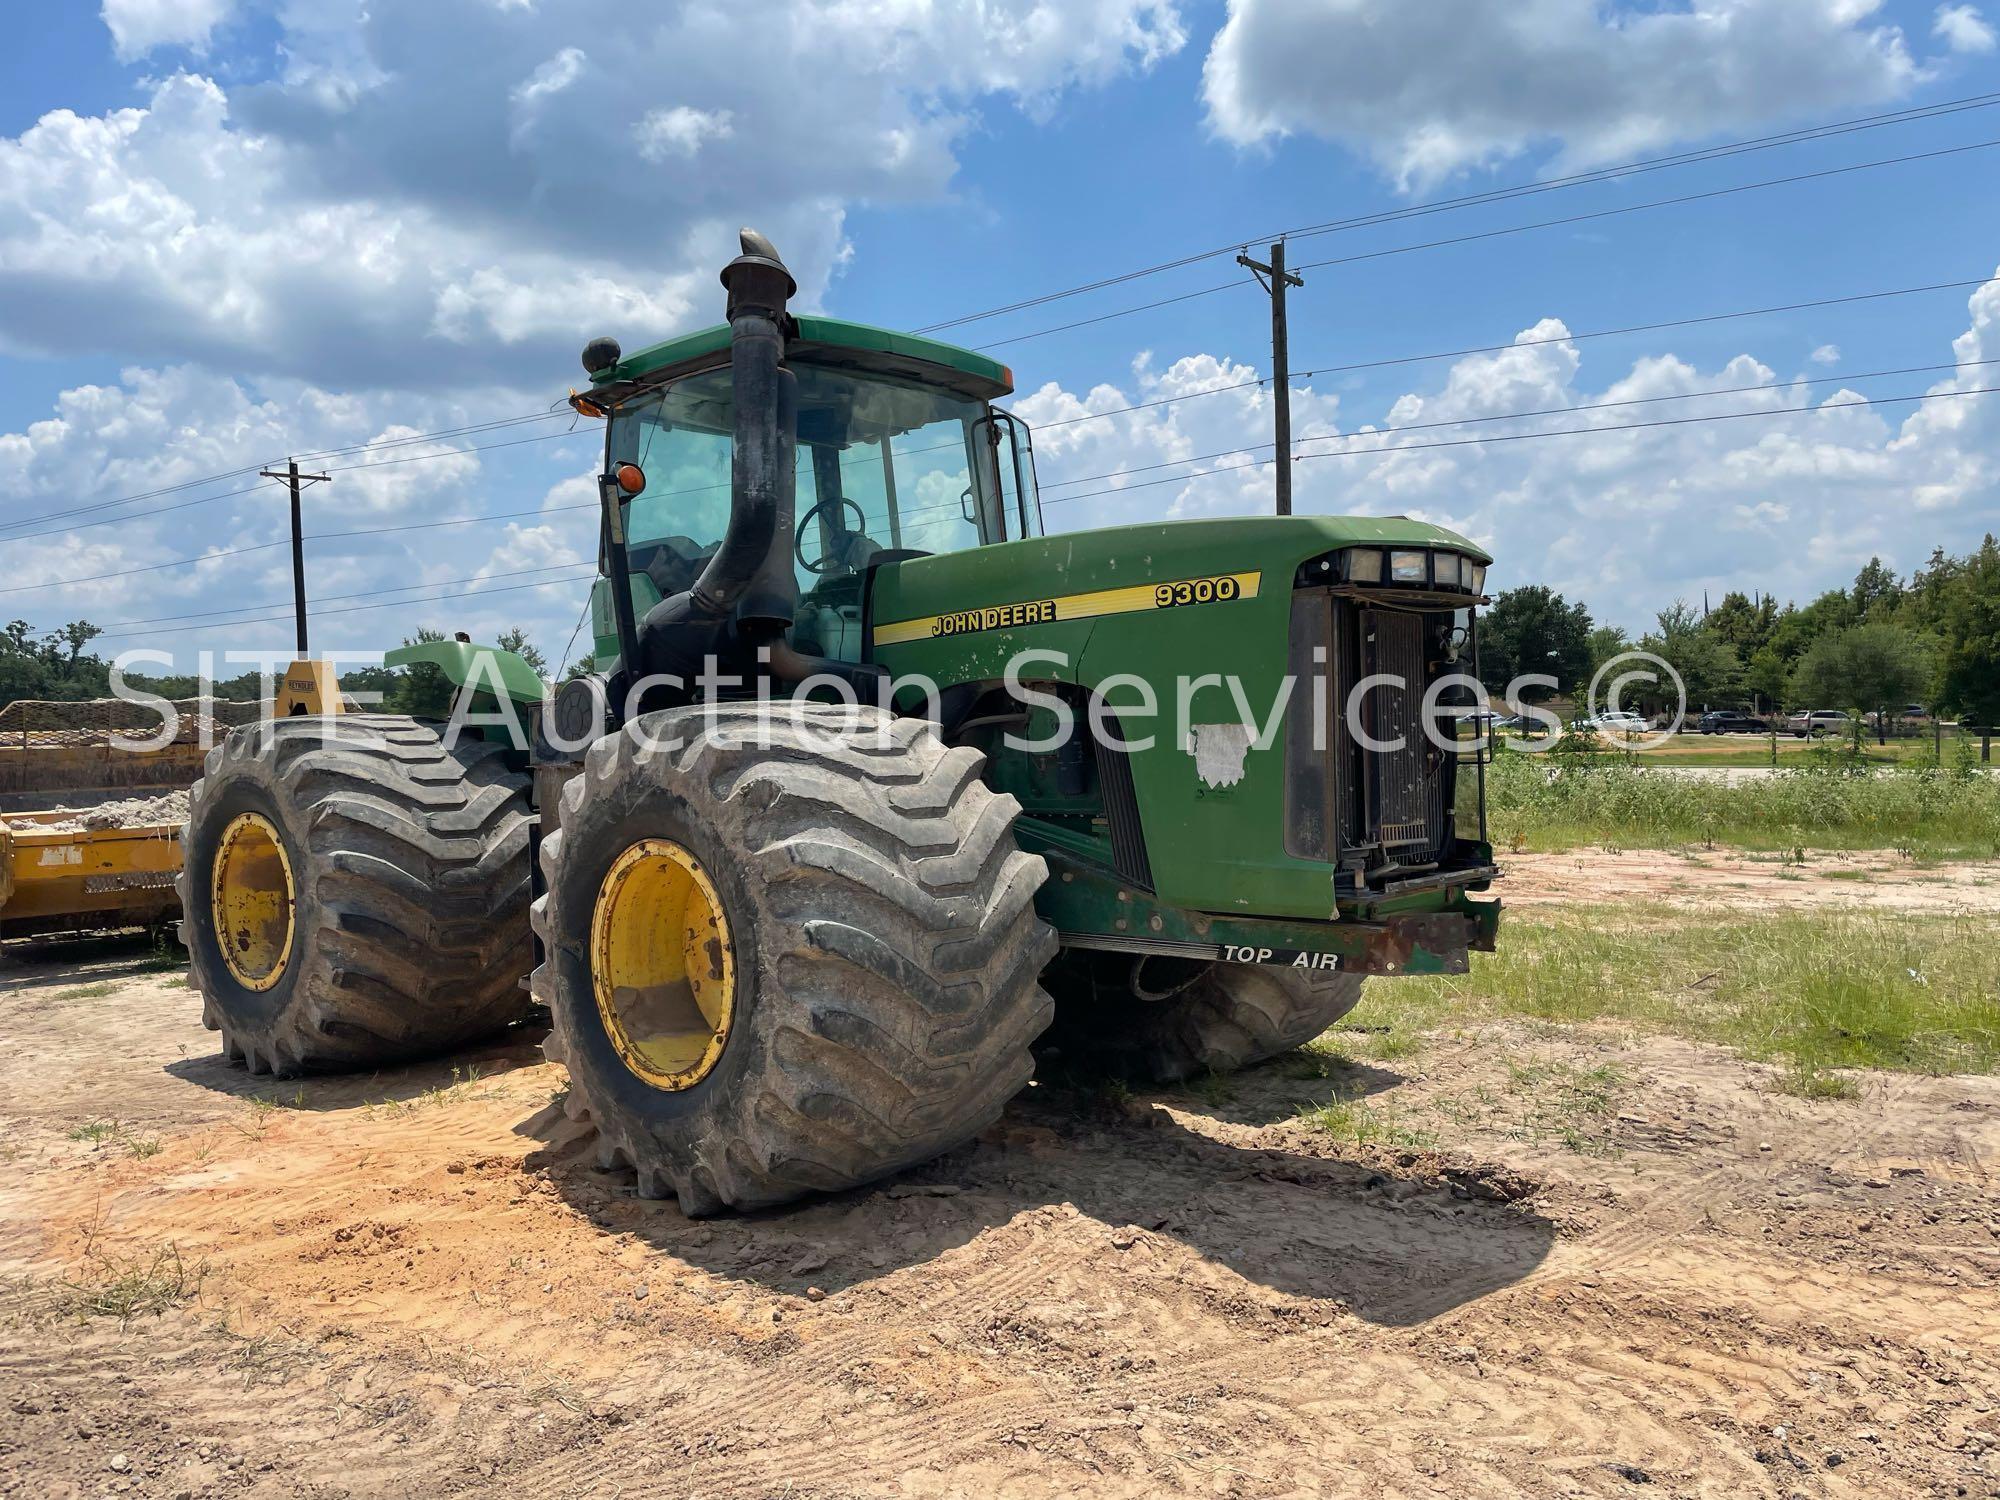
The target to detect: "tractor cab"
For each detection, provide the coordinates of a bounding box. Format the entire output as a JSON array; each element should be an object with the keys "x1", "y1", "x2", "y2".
[{"x1": 582, "y1": 315, "x2": 1041, "y2": 671}]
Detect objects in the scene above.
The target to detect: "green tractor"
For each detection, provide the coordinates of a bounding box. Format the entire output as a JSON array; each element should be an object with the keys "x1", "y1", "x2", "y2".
[{"x1": 180, "y1": 232, "x2": 1499, "y2": 1213}]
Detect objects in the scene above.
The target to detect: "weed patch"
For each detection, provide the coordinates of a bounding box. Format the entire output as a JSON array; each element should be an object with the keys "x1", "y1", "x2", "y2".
[
  {"x1": 1298, "y1": 1098, "x2": 1434, "y2": 1149},
  {"x1": 1479, "y1": 748, "x2": 2000, "y2": 857},
  {"x1": 61, "y1": 1243, "x2": 206, "y2": 1323},
  {"x1": 55, "y1": 981, "x2": 122, "y2": 1001},
  {"x1": 1383, "y1": 906, "x2": 2000, "y2": 1079}
]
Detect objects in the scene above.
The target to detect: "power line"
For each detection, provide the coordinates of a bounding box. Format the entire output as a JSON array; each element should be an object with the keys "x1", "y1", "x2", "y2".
[
  {"x1": 976, "y1": 137, "x2": 2000, "y2": 351},
  {"x1": 4, "y1": 479, "x2": 287, "y2": 544},
  {"x1": 0, "y1": 501, "x2": 599, "y2": 598},
  {"x1": 92, "y1": 568, "x2": 600, "y2": 642},
  {"x1": 3, "y1": 421, "x2": 587, "y2": 542},
  {"x1": 15, "y1": 92, "x2": 1998, "y2": 543},
  {"x1": 318, "y1": 425, "x2": 579, "y2": 474},
  {"x1": 1025, "y1": 273, "x2": 1997, "y2": 431},
  {"x1": 1295, "y1": 277, "x2": 1998, "y2": 380},
  {"x1": 1037, "y1": 355, "x2": 2000, "y2": 492},
  {"x1": 0, "y1": 465, "x2": 272, "y2": 537},
  {"x1": 289, "y1": 406, "x2": 569, "y2": 464},
  {"x1": 94, "y1": 563, "x2": 592, "y2": 630},
  {"x1": 1040, "y1": 384, "x2": 2000, "y2": 511},
  {"x1": 0, "y1": 407, "x2": 574, "y2": 538},
  {"x1": 918, "y1": 90, "x2": 2000, "y2": 336},
  {"x1": 1288, "y1": 137, "x2": 2000, "y2": 278}
]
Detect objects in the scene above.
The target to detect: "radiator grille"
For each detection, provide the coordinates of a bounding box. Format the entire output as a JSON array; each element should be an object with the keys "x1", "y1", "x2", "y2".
[
  {"x1": 1363, "y1": 610, "x2": 1436, "y2": 848},
  {"x1": 1284, "y1": 593, "x2": 1453, "y2": 865}
]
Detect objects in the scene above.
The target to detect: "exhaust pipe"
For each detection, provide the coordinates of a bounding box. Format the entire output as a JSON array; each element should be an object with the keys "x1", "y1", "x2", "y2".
[{"x1": 689, "y1": 229, "x2": 797, "y2": 628}]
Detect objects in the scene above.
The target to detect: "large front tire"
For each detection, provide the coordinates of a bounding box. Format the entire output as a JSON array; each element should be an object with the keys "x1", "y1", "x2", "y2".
[
  {"x1": 535, "y1": 704, "x2": 1056, "y2": 1215},
  {"x1": 1042, "y1": 956, "x2": 1364, "y2": 1083},
  {"x1": 179, "y1": 715, "x2": 535, "y2": 1075}
]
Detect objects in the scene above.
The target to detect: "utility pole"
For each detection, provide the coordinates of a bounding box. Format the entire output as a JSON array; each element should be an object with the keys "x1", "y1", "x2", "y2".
[
  {"x1": 259, "y1": 458, "x2": 331, "y2": 655},
  {"x1": 1236, "y1": 240, "x2": 1304, "y2": 515}
]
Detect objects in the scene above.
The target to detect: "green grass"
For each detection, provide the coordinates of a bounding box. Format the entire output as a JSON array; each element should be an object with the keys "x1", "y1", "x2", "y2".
[
  {"x1": 363, "y1": 1064, "x2": 491, "y2": 1117},
  {"x1": 1380, "y1": 906, "x2": 2000, "y2": 1082},
  {"x1": 65, "y1": 1119, "x2": 163, "y2": 1157},
  {"x1": 60, "y1": 1243, "x2": 206, "y2": 1322},
  {"x1": 1298, "y1": 1097, "x2": 1435, "y2": 1149},
  {"x1": 137, "y1": 938, "x2": 188, "y2": 972},
  {"x1": 1478, "y1": 741, "x2": 2000, "y2": 856},
  {"x1": 1775, "y1": 1066, "x2": 1862, "y2": 1101},
  {"x1": 1418, "y1": 1059, "x2": 1628, "y2": 1152},
  {"x1": 55, "y1": 981, "x2": 123, "y2": 1001}
]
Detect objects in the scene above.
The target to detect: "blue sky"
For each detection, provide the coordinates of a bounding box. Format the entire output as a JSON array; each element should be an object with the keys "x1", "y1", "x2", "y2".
[{"x1": 3, "y1": 0, "x2": 1999, "y2": 673}]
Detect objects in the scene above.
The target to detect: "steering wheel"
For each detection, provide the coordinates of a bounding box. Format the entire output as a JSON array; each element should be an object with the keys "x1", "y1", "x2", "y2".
[{"x1": 795, "y1": 496, "x2": 868, "y2": 574}]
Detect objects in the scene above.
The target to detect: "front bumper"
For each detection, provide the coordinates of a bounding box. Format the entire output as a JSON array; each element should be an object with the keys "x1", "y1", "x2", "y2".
[{"x1": 1036, "y1": 845, "x2": 1500, "y2": 978}]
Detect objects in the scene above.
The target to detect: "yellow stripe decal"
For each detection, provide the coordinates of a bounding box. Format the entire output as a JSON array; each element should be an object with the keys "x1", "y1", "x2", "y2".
[{"x1": 873, "y1": 570, "x2": 1262, "y2": 647}]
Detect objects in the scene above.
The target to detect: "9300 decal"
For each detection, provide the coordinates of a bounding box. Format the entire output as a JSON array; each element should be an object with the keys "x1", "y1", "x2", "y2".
[{"x1": 1153, "y1": 574, "x2": 1243, "y2": 609}]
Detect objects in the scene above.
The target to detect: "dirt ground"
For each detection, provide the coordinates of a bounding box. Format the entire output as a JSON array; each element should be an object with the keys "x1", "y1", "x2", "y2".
[
  {"x1": 1504, "y1": 846, "x2": 2000, "y2": 914},
  {"x1": 3, "y1": 853, "x2": 1998, "y2": 1499}
]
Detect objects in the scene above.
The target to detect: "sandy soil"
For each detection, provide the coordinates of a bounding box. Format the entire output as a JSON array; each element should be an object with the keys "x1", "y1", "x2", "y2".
[
  {"x1": 1502, "y1": 846, "x2": 2000, "y2": 914},
  {"x1": 2, "y1": 898, "x2": 1997, "y2": 1497}
]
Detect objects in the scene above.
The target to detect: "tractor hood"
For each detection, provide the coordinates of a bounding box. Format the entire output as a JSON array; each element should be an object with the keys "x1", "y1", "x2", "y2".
[
  {"x1": 867, "y1": 513, "x2": 1493, "y2": 922},
  {"x1": 868, "y1": 513, "x2": 1489, "y2": 668}
]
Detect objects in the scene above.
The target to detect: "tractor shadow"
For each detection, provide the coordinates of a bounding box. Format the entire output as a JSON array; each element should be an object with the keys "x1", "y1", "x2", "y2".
[
  {"x1": 163, "y1": 1020, "x2": 554, "y2": 1111},
  {"x1": 516, "y1": 1050, "x2": 1555, "y2": 1329}
]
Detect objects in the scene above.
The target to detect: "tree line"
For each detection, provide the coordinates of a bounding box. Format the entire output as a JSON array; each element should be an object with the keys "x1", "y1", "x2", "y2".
[
  {"x1": 1478, "y1": 535, "x2": 1999, "y2": 724},
  {"x1": 0, "y1": 622, "x2": 550, "y2": 715}
]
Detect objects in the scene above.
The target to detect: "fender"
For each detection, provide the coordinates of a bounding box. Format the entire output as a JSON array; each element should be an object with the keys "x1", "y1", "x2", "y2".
[{"x1": 383, "y1": 640, "x2": 547, "y2": 707}]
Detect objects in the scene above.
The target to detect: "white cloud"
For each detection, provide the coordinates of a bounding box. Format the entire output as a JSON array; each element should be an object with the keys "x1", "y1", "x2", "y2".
[
  {"x1": 1202, "y1": 0, "x2": 1924, "y2": 188},
  {"x1": 335, "y1": 425, "x2": 484, "y2": 515},
  {"x1": 635, "y1": 107, "x2": 736, "y2": 163},
  {"x1": 511, "y1": 46, "x2": 586, "y2": 108},
  {"x1": 1020, "y1": 271, "x2": 2000, "y2": 628},
  {"x1": 14, "y1": 3, "x2": 1184, "y2": 394},
  {"x1": 100, "y1": 0, "x2": 236, "y2": 60},
  {"x1": 1810, "y1": 343, "x2": 1842, "y2": 365},
  {"x1": 0, "y1": 361, "x2": 600, "y2": 664},
  {"x1": 1934, "y1": 3, "x2": 1998, "y2": 51}
]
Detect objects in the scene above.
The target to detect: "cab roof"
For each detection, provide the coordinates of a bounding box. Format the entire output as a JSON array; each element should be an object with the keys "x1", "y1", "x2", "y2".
[{"x1": 587, "y1": 315, "x2": 1013, "y2": 405}]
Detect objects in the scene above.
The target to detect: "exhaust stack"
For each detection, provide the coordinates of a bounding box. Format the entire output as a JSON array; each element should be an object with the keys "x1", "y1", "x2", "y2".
[{"x1": 688, "y1": 229, "x2": 798, "y2": 629}]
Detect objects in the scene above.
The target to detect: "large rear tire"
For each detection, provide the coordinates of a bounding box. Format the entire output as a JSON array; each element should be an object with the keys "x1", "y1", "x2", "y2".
[
  {"x1": 535, "y1": 704, "x2": 1056, "y2": 1215},
  {"x1": 1042, "y1": 955, "x2": 1363, "y2": 1083},
  {"x1": 179, "y1": 715, "x2": 535, "y2": 1075}
]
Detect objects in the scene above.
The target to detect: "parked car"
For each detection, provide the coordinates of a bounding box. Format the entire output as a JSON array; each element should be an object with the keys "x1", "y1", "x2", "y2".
[
  {"x1": 1571, "y1": 711, "x2": 1648, "y2": 736},
  {"x1": 1697, "y1": 710, "x2": 1771, "y2": 734},
  {"x1": 1865, "y1": 704, "x2": 1933, "y2": 733},
  {"x1": 1787, "y1": 708, "x2": 1854, "y2": 738}
]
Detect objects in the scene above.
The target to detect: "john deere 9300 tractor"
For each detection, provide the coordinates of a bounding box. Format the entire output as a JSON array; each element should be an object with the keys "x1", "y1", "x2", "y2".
[{"x1": 181, "y1": 232, "x2": 1499, "y2": 1213}]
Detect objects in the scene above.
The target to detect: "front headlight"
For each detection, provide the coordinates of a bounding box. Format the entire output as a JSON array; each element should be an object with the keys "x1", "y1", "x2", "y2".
[
  {"x1": 1346, "y1": 548, "x2": 1383, "y2": 583},
  {"x1": 1433, "y1": 553, "x2": 1461, "y2": 588},
  {"x1": 1467, "y1": 563, "x2": 1488, "y2": 594},
  {"x1": 1389, "y1": 549, "x2": 1427, "y2": 583}
]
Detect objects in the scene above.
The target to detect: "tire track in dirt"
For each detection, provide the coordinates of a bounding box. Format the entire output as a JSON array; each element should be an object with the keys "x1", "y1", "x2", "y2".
[{"x1": 5, "y1": 959, "x2": 1997, "y2": 1496}]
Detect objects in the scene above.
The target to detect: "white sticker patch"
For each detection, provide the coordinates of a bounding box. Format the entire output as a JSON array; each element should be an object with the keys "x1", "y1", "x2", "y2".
[
  {"x1": 1187, "y1": 722, "x2": 1253, "y2": 788},
  {"x1": 38, "y1": 845, "x2": 83, "y2": 867}
]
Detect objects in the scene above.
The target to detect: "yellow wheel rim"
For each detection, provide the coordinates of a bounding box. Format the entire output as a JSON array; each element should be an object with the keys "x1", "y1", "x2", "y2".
[
  {"x1": 590, "y1": 838, "x2": 736, "y2": 1091},
  {"x1": 211, "y1": 812, "x2": 295, "y2": 991}
]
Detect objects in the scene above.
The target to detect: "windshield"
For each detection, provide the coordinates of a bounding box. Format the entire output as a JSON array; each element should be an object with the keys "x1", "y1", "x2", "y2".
[{"x1": 607, "y1": 361, "x2": 1035, "y2": 601}]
